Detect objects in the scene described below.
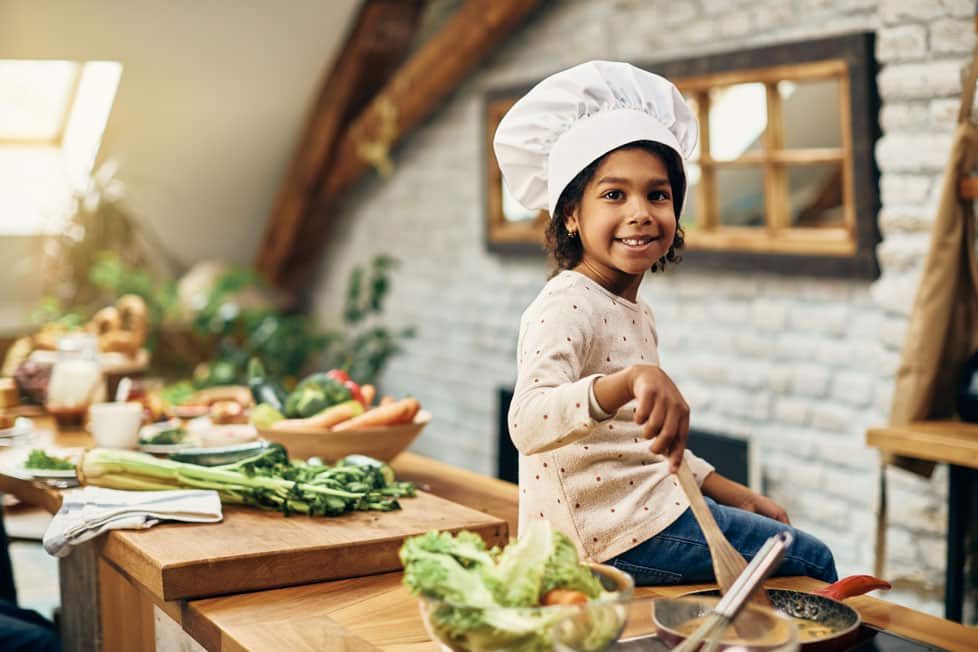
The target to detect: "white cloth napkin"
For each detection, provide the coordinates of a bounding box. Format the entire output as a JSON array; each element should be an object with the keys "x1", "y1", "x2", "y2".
[{"x1": 43, "y1": 486, "x2": 223, "y2": 557}]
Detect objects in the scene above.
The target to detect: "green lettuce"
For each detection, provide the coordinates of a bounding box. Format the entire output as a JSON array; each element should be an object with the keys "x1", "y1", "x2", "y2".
[{"x1": 400, "y1": 521, "x2": 625, "y2": 651}]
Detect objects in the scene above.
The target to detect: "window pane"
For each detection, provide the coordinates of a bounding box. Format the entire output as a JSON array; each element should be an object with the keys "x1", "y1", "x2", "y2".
[
  {"x1": 0, "y1": 60, "x2": 78, "y2": 140},
  {"x1": 708, "y1": 83, "x2": 766, "y2": 161},
  {"x1": 780, "y1": 79, "x2": 842, "y2": 149},
  {"x1": 681, "y1": 162, "x2": 700, "y2": 230},
  {"x1": 0, "y1": 145, "x2": 73, "y2": 235},
  {"x1": 717, "y1": 166, "x2": 765, "y2": 227},
  {"x1": 788, "y1": 163, "x2": 844, "y2": 228},
  {"x1": 683, "y1": 94, "x2": 701, "y2": 161}
]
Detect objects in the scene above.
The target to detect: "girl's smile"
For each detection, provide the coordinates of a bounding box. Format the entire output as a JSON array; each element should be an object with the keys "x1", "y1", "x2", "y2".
[{"x1": 565, "y1": 147, "x2": 677, "y2": 300}]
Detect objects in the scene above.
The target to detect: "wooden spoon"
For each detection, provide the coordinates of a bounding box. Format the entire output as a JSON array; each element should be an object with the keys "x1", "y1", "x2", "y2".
[{"x1": 675, "y1": 459, "x2": 772, "y2": 607}]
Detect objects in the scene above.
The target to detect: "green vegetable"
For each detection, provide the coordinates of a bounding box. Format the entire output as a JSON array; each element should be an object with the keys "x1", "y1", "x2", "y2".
[
  {"x1": 284, "y1": 373, "x2": 352, "y2": 418},
  {"x1": 81, "y1": 447, "x2": 414, "y2": 517},
  {"x1": 399, "y1": 520, "x2": 619, "y2": 651},
  {"x1": 25, "y1": 449, "x2": 75, "y2": 471},
  {"x1": 247, "y1": 357, "x2": 287, "y2": 412},
  {"x1": 141, "y1": 427, "x2": 187, "y2": 445},
  {"x1": 251, "y1": 403, "x2": 285, "y2": 429}
]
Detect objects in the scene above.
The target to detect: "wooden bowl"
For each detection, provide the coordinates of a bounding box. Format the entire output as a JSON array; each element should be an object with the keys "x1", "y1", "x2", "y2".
[{"x1": 257, "y1": 410, "x2": 431, "y2": 462}]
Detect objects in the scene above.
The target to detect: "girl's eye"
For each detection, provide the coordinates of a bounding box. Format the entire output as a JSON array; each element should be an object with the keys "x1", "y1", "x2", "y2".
[
  {"x1": 649, "y1": 190, "x2": 670, "y2": 201},
  {"x1": 602, "y1": 190, "x2": 624, "y2": 200}
]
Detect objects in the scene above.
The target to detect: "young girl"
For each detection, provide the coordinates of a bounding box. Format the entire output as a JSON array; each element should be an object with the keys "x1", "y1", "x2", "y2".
[{"x1": 494, "y1": 60, "x2": 837, "y2": 585}]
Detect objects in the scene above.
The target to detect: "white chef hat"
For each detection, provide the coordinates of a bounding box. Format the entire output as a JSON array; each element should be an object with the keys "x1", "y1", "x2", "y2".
[{"x1": 493, "y1": 60, "x2": 698, "y2": 218}]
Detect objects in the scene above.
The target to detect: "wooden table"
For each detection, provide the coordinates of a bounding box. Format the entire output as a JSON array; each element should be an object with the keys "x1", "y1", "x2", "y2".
[
  {"x1": 2, "y1": 420, "x2": 976, "y2": 650},
  {"x1": 867, "y1": 420, "x2": 978, "y2": 622}
]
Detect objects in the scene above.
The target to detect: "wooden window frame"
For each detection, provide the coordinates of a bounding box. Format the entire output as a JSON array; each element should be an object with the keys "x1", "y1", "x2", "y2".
[{"x1": 483, "y1": 32, "x2": 880, "y2": 278}]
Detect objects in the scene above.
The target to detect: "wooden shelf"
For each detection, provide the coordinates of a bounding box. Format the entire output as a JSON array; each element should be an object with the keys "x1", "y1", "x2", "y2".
[{"x1": 866, "y1": 420, "x2": 978, "y2": 469}]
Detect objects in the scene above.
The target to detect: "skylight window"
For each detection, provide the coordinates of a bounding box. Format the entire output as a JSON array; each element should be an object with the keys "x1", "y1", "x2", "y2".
[{"x1": 0, "y1": 60, "x2": 122, "y2": 235}]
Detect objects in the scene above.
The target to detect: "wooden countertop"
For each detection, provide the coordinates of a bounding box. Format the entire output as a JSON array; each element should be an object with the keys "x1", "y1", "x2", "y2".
[
  {"x1": 866, "y1": 420, "x2": 978, "y2": 468},
  {"x1": 2, "y1": 417, "x2": 976, "y2": 650}
]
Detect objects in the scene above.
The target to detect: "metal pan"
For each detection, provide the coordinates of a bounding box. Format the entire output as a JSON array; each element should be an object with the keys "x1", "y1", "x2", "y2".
[{"x1": 682, "y1": 574, "x2": 892, "y2": 651}]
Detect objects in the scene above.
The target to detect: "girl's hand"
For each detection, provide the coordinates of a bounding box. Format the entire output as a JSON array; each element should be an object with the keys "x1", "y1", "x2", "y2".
[
  {"x1": 628, "y1": 365, "x2": 689, "y2": 472},
  {"x1": 701, "y1": 473, "x2": 791, "y2": 525},
  {"x1": 740, "y1": 492, "x2": 791, "y2": 525}
]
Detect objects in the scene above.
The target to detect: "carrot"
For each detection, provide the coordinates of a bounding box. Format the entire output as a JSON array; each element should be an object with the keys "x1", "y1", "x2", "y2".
[
  {"x1": 361, "y1": 384, "x2": 377, "y2": 407},
  {"x1": 270, "y1": 402, "x2": 362, "y2": 432},
  {"x1": 541, "y1": 589, "x2": 588, "y2": 606},
  {"x1": 332, "y1": 398, "x2": 420, "y2": 431},
  {"x1": 379, "y1": 395, "x2": 395, "y2": 406}
]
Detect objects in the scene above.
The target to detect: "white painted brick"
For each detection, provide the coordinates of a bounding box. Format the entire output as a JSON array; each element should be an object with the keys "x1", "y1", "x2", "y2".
[
  {"x1": 792, "y1": 365, "x2": 831, "y2": 397},
  {"x1": 811, "y1": 403, "x2": 854, "y2": 433},
  {"x1": 800, "y1": 278, "x2": 852, "y2": 302},
  {"x1": 880, "y1": 102, "x2": 931, "y2": 131},
  {"x1": 719, "y1": 11, "x2": 753, "y2": 38},
  {"x1": 878, "y1": 206, "x2": 935, "y2": 234},
  {"x1": 930, "y1": 18, "x2": 977, "y2": 54},
  {"x1": 876, "y1": 233, "x2": 932, "y2": 272},
  {"x1": 788, "y1": 304, "x2": 849, "y2": 337},
  {"x1": 876, "y1": 25, "x2": 928, "y2": 62},
  {"x1": 929, "y1": 96, "x2": 972, "y2": 129},
  {"x1": 870, "y1": 270, "x2": 921, "y2": 315},
  {"x1": 916, "y1": 536, "x2": 947, "y2": 572},
  {"x1": 877, "y1": 61, "x2": 963, "y2": 100},
  {"x1": 834, "y1": 0, "x2": 880, "y2": 10},
  {"x1": 879, "y1": 315, "x2": 909, "y2": 348},
  {"x1": 889, "y1": 486, "x2": 946, "y2": 532},
  {"x1": 773, "y1": 397, "x2": 812, "y2": 425},
  {"x1": 811, "y1": 440, "x2": 879, "y2": 471},
  {"x1": 751, "y1": 299, "x2": 787, "y2": 331},
  {"x1": 701, "y1": 0, "x2": 737, "y2": 16},
  {"x1": 880, "y1": 0, "x2": 944, "y2": 24},
  {"x1": 831, "y1": 371, "x2": 875, "y2": 406},
  {"x1": 798, "y1": 491, "x2": 852, "y2": 529},
  {"x1": 767, "y1": 366, "x2": 792, "y2": 393},
  {"x1": 940, "y1": 0, "x2": 975, "y2": 17},
  {"x1": 876, "y1": 132, "x2": 955, "y2": 173},
  {"x1": 886, "y1": 527, "x2": 922, "y2": 568},
  {"x1": 709, "y1": 300, "x2": 750, "y2": 324},
  {"x1": 815, "y1": 340, "x2": 854, "y2": 366},
  {"x1": 733, "y1": 332, "x2": 771, "y2": 357},
  {"x1": 776, "y1": 334, "x2": 821, "y2": 360},
  {"x1": 880, "y1": 173, "x2": 932, "y2": 204}
]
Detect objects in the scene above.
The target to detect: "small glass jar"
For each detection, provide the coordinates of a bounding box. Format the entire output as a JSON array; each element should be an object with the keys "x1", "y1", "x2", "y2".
[{"x1": 46, "y1": 333, "x2": 105, "y2": 426}]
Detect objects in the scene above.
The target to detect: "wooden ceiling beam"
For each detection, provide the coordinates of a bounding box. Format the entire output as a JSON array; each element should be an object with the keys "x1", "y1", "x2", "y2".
[
  {"x1": 256, "y1": 0, "x2": 425, "y2": 288},
  {"x1": 279, "y1": 0, "x2": 542, "y2": 296}
]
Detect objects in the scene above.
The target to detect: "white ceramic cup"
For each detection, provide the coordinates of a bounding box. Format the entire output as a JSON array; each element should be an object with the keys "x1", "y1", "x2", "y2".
[{"x1": 89, "y1": 402, "x2": 144, "y2": 449}]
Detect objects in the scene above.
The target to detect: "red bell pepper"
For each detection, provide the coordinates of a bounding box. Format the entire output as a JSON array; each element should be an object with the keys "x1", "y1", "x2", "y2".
[
  {"x1": 326, "y1": 369, "x2": 351, "y2": 383},
  {"x1": 344, "y1": 380, "x2": 367, "y2": 408}
]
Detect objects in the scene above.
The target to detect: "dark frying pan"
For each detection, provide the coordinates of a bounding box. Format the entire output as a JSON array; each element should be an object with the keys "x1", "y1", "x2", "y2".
[{"x1": 682, "y1": 575, "x2": 892, "y2": 651}]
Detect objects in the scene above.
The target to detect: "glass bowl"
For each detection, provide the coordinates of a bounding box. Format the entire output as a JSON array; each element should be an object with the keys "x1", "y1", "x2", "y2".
[{"x1": 418, "y1": 562, "x2": 634, "y2": 652}]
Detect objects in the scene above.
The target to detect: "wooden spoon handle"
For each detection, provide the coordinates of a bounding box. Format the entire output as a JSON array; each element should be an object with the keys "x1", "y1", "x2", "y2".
[{"x1": 675, "y1": 460, "x2": 773, "y2": 607}]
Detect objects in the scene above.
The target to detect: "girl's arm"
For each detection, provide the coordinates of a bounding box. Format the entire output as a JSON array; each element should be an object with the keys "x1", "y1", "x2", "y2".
[
  {"x1": 593, "y1": 364, "x2": 690, "y2": 472},
  {"x1": 508, "y1": 298, "x2": 608, "y2": 456},
  {"x1": 700, "y1": 471, "x2": 790, "y2": 524}
]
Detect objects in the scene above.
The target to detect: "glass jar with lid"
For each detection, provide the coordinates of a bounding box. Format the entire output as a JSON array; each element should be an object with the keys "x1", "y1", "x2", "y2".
[{"x1": 45, "y1": 333, "x2": 105, "y2": 426}]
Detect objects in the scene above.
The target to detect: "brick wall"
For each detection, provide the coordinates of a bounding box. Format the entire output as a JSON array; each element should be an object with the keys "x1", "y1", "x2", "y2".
[{"x1": 310, "y1": 0, "x2": 977, "y2": 615}]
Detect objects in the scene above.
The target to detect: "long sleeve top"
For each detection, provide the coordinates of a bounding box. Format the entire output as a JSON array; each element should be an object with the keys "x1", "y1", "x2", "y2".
[{"x1": 509, "y1": 270, "x2": 715, "y2": 563}]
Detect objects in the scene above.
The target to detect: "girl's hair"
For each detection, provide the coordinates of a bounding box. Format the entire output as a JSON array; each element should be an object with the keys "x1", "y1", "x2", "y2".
[{"x1": 546, "y1": 140, "x2": 686, "y2": 273}]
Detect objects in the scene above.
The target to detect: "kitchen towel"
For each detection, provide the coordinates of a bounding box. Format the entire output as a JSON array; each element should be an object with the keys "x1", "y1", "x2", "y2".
[{"x1": 43, "y1": 486, "x2": 222, "y2": 557}]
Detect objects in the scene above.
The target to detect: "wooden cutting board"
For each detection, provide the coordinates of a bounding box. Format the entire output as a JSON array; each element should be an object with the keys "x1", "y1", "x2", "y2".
[{"x1": 100, "y1": 491, "x2": 508, "y2": 601}]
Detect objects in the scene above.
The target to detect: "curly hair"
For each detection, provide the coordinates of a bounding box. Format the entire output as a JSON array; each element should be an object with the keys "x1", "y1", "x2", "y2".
[{"x1": 545, "y1": 141, "x2": 686, "y2": 274}]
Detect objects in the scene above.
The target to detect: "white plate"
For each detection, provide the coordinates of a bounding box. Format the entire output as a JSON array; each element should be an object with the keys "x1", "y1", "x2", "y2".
[
  {"x1": 2, "y1": 456, "x2": 78, "y2": 481},
  {"x1": 138, "y1": 419, "x2": 199, "y2": 454},
  {"x1": 0, "y1": 417, "x2": 34, "y2": 440},
  {"x1": 186, "y1": 417, "x2": 257, "y2": 447}
]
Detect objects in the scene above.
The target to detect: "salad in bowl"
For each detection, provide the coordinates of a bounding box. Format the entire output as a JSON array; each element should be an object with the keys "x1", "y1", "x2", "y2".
[{"x1": 400, "y1": 520, "x2": 633, "y2": 651}]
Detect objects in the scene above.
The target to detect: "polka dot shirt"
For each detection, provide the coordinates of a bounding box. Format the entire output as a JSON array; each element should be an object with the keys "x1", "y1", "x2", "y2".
[{"x1": 508, "y1": 271, "x2": 715, "y2": 563}]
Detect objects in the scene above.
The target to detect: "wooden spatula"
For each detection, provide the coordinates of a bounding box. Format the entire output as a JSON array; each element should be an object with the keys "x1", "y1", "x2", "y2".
[{"x1": 675, "y1": 459, "x2": 773, "y2": 607}]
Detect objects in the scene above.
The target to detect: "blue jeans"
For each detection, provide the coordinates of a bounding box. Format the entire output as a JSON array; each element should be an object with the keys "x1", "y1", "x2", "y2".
[{"x1": 608, "y1": 498, "x2": 838, "y2": 585}]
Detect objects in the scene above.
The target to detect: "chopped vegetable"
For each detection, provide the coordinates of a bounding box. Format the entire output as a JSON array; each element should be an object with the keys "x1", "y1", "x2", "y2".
[
  {"x1": 400, "y1": 520, "x2": 617, "y2": 651},
  {"x1": 25, "y1": 449, "x2": 75, "y2": 471},
  {"x1": 140, "y1": 427, "x2": 187, "y2": 445},
  {"x1": 80, "y1": 447, "x2": 414, "y2": 516}
]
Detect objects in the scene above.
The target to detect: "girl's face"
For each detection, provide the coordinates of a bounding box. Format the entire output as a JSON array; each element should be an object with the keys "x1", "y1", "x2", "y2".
[{"x1": 565, "y1": 147, "x2": 677, "y2": 298}]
